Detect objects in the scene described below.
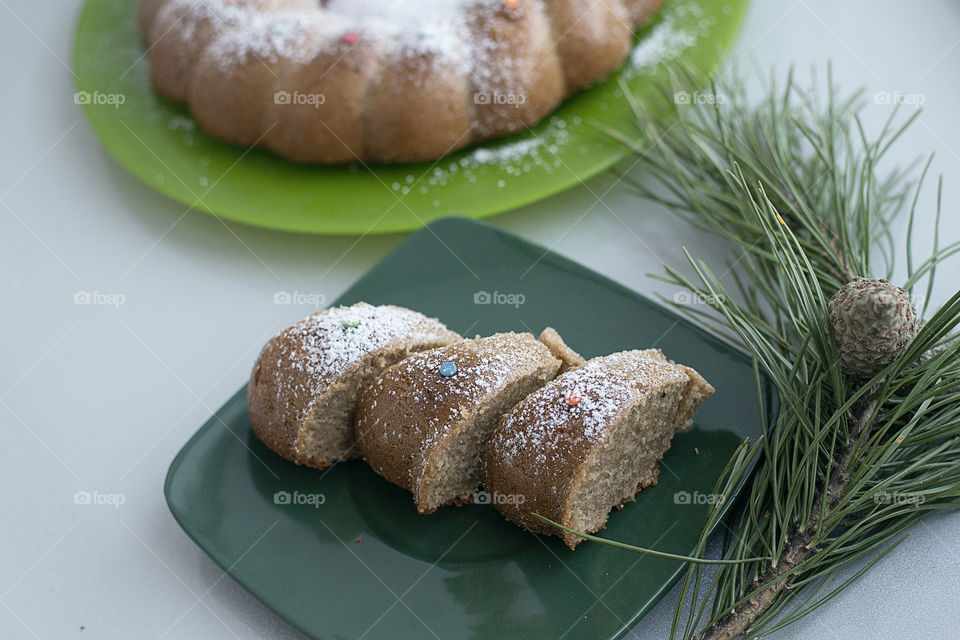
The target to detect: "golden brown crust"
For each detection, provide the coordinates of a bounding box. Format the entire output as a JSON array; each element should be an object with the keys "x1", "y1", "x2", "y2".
[
  {"x1": 248, "y1": 327, "x2": 307, "y2": 463},
  {"x1": 355, "y1": 332, "x2": 562, "y2": 512},
  {"x1": 484, "y1": 349, "x2": 713, "y2": 548},
  {"x1": 541, "y1": 0, "x2": 635, "y2": 94},
  {"x1": 137, "y1": 0, "x2": 172, "y2": 39},
  {"x1": 263, "y1": 39, "x2": 384, "y2": 164},
  {"x1": 466, "y1": 1, "x2": 566, "y2": 139},
  {"x1": 247, "y1": 303, "x2": 460, "y2": 467},
  {"x1": 146, "y1": 0, "x2": 297, "y2": 104},
  {"x1": 363, "y1": 50, "x2": 475, "y2": 163},
  {"x1": 188, "y1": 40, "x2": 283, "y2": 148}
]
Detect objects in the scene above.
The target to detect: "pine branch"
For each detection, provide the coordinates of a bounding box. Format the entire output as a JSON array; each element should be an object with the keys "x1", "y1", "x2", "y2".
[
  {"x1": 702, "y1": 388, "x2": 880, "y2": 640},
  {"x1": 569, "y1": 63, "x2": 960, "y2": 639}
]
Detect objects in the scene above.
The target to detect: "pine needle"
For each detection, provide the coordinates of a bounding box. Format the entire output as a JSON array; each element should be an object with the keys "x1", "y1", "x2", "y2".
[{"x1": 543, "y1": 64, "x2": 960, "y2": 639}]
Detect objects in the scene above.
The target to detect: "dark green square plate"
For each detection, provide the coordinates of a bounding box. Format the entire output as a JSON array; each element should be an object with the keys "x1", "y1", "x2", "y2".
[{"x1": 165, "y1": 217, "x2": 773, "y2": 640}]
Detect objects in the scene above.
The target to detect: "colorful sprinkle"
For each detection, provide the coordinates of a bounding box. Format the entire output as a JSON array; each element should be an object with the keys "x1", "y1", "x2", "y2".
[
  {"x1": 342, "y1": 32, "x2": 359, "y2": 45},
  {"x1": 565, "y1": 389, "x2": 582, "y2": 406},
  {"x1": 342, "y1": 321, "x2": 361, "y2": 329},
  {"x1": 440, "y1": 361, "x2": 457, "y2": 377},
  {"x1": 504, "y1": 0, "x2": 520, "y2": 7}
]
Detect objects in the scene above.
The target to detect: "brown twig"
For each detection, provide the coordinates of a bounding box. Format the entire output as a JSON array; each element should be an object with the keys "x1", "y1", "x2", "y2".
[{"x1": 699, "y1": 390, "x2": 880, "y2": 640}]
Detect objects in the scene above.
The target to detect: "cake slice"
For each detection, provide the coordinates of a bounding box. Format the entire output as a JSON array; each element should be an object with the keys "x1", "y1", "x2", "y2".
[
  {"x1": 484, "y1": 349, "x2": 714, "y2": 549},
  {"x1": 247, "y1": 302, "x2": 460, "y2": 468},
  {"x1": 355, "y1": 330, "x2": 575, "y2": 513}
]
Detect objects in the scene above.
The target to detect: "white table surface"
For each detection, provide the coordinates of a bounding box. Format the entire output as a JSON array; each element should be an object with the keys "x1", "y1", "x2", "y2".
[{"x1": 3, "y1": 0, "x2": 960, "y2": 638}]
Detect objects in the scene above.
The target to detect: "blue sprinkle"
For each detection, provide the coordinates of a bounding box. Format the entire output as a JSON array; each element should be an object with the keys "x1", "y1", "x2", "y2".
[{"x1": 439, "y1": 361, "x2": 457, "y2": 377}]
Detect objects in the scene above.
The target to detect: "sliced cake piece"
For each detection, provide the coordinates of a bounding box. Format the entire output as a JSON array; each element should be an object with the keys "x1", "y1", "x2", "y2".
[
  {"x1": 484, "y1": 349, "x2": 714, "y2": 549},
  {"x1": 355, "y1": 331, "x2": 565, "y2": 514},
  {"x1": 247, "y1": 302, "x2": 460, "y2": 468}
]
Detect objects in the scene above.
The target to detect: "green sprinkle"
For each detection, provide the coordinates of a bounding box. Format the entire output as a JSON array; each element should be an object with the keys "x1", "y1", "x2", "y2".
[{"x1": 342, "y1": 321, "x2": 361, "y2": 329}]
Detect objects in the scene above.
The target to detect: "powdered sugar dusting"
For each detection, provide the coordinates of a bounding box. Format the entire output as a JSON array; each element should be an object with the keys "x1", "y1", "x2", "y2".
[
  {"x1": 359, "y1": 332, "x2": 555, "y2": 491},
  {"x1": 157, "y1": 0, "x2": 248, "y2": 41},
  {"x1": 494, "y1": 350, "x2": 688, "y2": 470},
  {"x1": 146, "y1": 0, "x2": 651, "y2": 165},
  {"x1": 324, "y1": 0, "x2": 474, "y2": 23},
  {"x1": 161, "y1": 0, "x2": 518, "y2": 77},
  {"x1": 628, "y1": 2, "x2": 715, "y2": 71},
  {"x1": 207, "y1": 12, "x2": 342, "y2": 67},
  {"x1": 403, "y1": 116, "x2": 575, "y2": 197},
  {"x1": 267, "y1": 303, "x2": 455, "y2": 424},
  {"x1": 282, "y1": 303, "x2": 445, "y2": 381}
]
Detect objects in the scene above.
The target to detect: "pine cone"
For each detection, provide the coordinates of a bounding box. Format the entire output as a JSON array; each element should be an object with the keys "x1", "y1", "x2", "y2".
[{"x1": 828, "y1": 278, "x2": 918, "y2": 378}]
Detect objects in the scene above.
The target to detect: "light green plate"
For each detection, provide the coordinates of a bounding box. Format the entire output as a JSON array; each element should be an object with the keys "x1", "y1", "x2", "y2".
[
  {"x1": 74, "y1": 0, "x2": 748, "y2": 234},
  {"x1": 165, "y1": 218, "x2": 774, "y2": 639}
]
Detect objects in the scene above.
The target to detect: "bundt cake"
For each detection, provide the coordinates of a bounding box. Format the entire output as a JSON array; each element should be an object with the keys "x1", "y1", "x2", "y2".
[
  {"x1": 138, "y1": 0, "x2": 664, "y2": 164},
  {"x1": 247, "y1": 302, "x2": 460, "y2": 468},
  {"x1": 484, "y1": 349, "x2": 714, "y2": 549},
  {"x1": 355, "y1": 330, "x2": 581, "y2": 513}
]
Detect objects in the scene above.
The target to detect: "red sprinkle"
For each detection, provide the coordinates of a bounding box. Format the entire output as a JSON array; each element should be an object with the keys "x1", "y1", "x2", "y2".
[
  {"x1": 566, "y1": 389, "x2": 582, "y2": 407},
  {"x1": 342, "y1": 33, "x2": 359, "y2": 45}
]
